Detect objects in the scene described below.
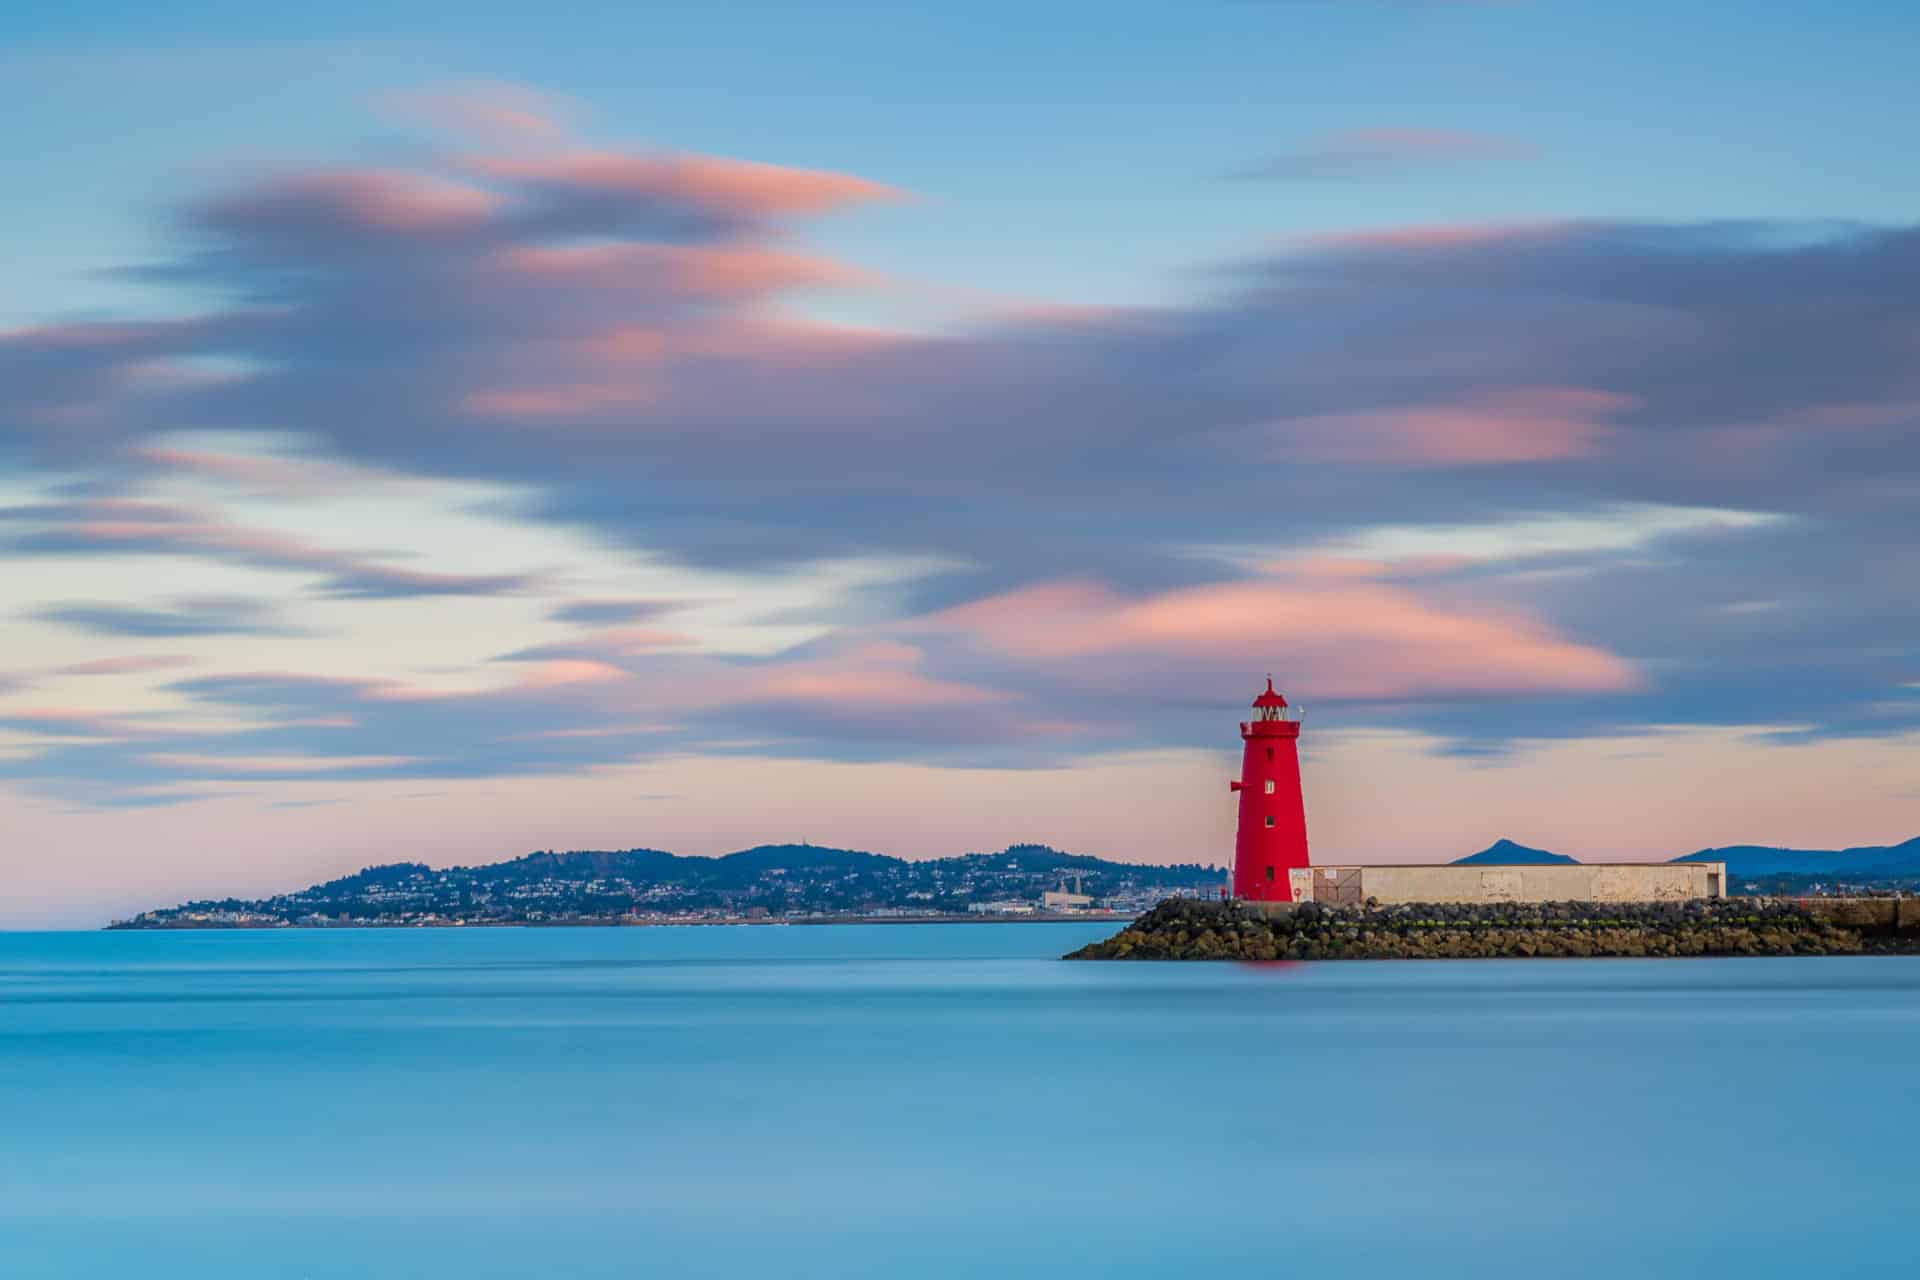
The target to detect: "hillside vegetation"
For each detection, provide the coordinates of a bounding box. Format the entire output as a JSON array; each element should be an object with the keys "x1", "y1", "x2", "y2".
[{"x1": 112, "y1": 843, "x2": 1221, "y2": 927}]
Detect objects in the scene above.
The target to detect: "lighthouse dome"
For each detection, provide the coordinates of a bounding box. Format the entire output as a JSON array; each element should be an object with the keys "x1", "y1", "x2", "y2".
[{"x1": 1251, "y1": 677, "x2": 1288, "y2": 710}]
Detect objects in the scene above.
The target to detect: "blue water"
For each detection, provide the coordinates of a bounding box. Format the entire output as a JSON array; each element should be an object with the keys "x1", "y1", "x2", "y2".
[{"x1": 4, "y1": 925, "x2": 1918, "y2": 1278}]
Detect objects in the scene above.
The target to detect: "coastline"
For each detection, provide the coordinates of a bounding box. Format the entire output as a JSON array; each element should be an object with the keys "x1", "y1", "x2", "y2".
[{"x1": 103, "y1": 911, "x2": 1137, "y2": 931}]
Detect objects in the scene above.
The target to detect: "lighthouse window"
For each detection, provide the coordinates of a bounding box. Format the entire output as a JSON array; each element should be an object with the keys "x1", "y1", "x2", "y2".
[
  {"x1": 1265, "y1": 816, "x2": 1275, "y2": 828},
  {"x1": 1265, "y1": 747, "x2": 1273, "y2": 762},
  {"x1": 1264, "y1": 780, "x2": 1275, "y2": 795}
]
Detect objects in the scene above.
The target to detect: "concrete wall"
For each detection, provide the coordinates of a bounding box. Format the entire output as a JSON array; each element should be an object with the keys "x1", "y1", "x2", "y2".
[{"x1": 1283, "y1": 862, "x2": 1727, "y2": 906}]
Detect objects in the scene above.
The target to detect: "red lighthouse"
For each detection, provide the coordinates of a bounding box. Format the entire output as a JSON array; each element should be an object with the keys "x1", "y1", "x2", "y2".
[{"x1": 1230, "y1": 677, "x2": 1310, "y2": 901}]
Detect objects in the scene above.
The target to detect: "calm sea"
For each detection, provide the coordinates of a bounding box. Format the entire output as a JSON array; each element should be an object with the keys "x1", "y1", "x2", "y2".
[{"x1": 3, "y1": 924, "x2": 1917, "y2": 1278}]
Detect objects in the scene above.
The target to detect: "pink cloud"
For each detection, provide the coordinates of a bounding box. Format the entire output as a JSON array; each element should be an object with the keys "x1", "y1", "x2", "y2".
[
  {"x1": 498, "y1": 242, "x2": 870, "y2": 297},
  {"x1": 578, "y1": 326, "x2": 670, "y2": 360},
  {"x1": 909, "y1": 578, "x2": 1638, "y2": 700},
  {"x1": 1272, "y1": 387, "x2": 1634, "y2": 466},
  {"x1": 580, "y1": 627, "x2": 696, "y2": 654},
  {"x1": 200, "y1": 170, "x2": 500, "y2": 236},
  {"x1": 197, "y1": 671, "x2": 451, "y2": 705},
  {"x1": 513, "y1": 660, "x2": 631, "y2": 689},
  {"x1": 461, "y1": 311, "x2": 909, "y2": 422},
  {"x1": 750, "y1": 642, "x2": 1007, "y2": 710},
  {"x1": 473, "y1": 150, "x2": 901, "y2": 218},
  {"x1": 463, "y1": 381, "x2": 661, "y2": 419},
  {"x1": 129, "y1": 447, "x2": 391, "y2": 499}
]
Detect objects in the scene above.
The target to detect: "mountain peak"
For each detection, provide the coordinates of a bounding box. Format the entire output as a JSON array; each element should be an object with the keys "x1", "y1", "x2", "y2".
[
  {"x1": 1673, "y1": 837, "x2": 1920, "y2": 877},
  {"x1": 1454, "y1": 839, "x2": 1578, "y2": 866}
]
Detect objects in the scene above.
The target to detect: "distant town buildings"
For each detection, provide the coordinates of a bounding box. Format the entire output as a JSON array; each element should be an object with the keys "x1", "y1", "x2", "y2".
[{"x1": 111, "y1": 844, "x2": 1223, "y2": 929}]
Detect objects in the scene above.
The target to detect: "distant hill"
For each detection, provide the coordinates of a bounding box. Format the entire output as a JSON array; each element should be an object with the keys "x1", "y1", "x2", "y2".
[
  {"x1": 1673, "y1": 837, "x2": 1920, "y2": 880},
  {"x1": 1453, "y1": 839, "x2": 1578, "y2": 866},
  {"x1": 1447, "y1": 836, "x2": 1920, "y2": 889},
  {"x1": 110, "y1": 842, "x2": 1225, "y2": 928}
]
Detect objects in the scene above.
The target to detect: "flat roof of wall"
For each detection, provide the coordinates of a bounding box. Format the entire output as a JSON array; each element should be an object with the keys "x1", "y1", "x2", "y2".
[{"x1": 1307, "y1": 863, "x2": 1724, "y2": 870}]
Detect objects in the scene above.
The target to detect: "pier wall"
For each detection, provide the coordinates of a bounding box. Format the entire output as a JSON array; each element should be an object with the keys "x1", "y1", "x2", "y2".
[
  {"x1": 1067, "y1": 896, "x2": 1920, "y2": 961},
  {"x1": 1269, "y1": 862, "x2": 1727, "y2": 907},
  {"x1": 1797, "y1": 897, "x2": 1920, "y2": 932}
]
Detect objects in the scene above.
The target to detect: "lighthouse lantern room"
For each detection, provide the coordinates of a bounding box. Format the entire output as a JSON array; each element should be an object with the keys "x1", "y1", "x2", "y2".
[{"x1": 1229, "y1": 677, "x2": 1311, "y2": 901}]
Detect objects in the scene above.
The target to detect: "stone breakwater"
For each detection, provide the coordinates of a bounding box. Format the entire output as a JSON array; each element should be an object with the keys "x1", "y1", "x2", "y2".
[{"x1": 1065, "y1": 897, "x2": 1920, "y2": 961}]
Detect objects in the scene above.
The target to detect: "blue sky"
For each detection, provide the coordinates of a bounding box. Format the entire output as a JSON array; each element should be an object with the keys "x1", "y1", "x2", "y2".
[
  {"x1": 2, "y1": 0, "x2": 1917, "y2": 924},
  {"x1": 11, "y1": 0, "x2": 1920, "y2": 323}
]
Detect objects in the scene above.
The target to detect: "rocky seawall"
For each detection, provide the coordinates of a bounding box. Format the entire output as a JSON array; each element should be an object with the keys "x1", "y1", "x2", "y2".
[{"x1": 1065, "y1": 897, "x2": 1920, "y2": 961}]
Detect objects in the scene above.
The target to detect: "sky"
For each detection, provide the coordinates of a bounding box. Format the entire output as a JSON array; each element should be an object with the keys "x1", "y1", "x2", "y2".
[{"x1": 3, "y1": 0, "x2": 1918, "y2": 926}]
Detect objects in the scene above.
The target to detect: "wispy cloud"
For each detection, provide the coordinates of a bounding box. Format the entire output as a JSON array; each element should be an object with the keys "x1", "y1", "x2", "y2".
[
  {"x1": 34, "y1": 597, "x2": 301, "y2": 638},
  {"x1": 1262, "y1": 387, "x2": 1631, "y2": 465},
  {"x1": 54, "y1": 655, "x2": 200, "y2": 677},
  {"x1": 3, "y1": 499, "x2": 543, "y2": 598},
  {"x1": 548, "y1": 599, "x2": 683, "y2": 625}
]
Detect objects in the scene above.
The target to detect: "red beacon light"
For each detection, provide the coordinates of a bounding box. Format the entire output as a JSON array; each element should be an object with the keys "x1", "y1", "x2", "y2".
[{"x1": 1228, "y1": 676, "x2": 1311, "y2": 902}]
